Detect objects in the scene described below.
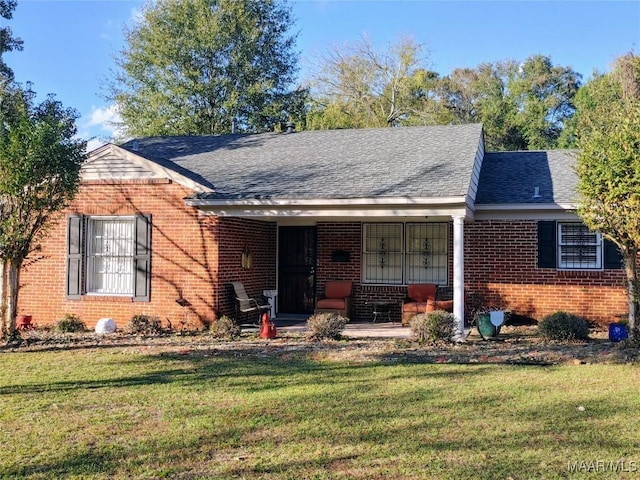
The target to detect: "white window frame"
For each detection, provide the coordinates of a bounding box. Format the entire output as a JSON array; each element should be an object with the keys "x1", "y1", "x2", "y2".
[
  {"x1": 362, "y1": 222, "x2": 449, "y2": 285},
  {"x1": 557, "y1": 222, "x2": 603, "y2": 270},
  {"x1": 86, "y1": 216, "x2": 136, "y2": 295}
]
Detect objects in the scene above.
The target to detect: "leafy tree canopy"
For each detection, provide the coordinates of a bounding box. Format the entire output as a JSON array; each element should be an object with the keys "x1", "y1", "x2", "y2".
[
  {"x1": 575, "y1": 52, "x2": 640, "y2": 332},
  {"x1": 435, "y1": 54, "x2": 581, "y2": 150},
  {"x1": 107, "y1": 0, "x2": 305, "y2": 137},
  {"x1": 305, "y1": 35, "x2": 445, "y2": 130},
  {"x1": 0, "y1": 82, "x2": 86, "y2": 337},
  {"x1": 0, "y1": 0, "x2": 23, "y2": 81},
  {"x1": 307, "y1": 40, "x2": 581, "y2": 151}
]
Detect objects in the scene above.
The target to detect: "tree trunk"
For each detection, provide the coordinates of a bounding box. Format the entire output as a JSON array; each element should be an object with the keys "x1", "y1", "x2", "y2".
[
  {"x1": 4, "y1": 258, "x2": 22, "y2": 337},
  {"x1": 623, "y1": 249, "x2": 639, "y2": 336},
  {"x1": 0, "y1": 260, "x2": 6, "y2": 338}
]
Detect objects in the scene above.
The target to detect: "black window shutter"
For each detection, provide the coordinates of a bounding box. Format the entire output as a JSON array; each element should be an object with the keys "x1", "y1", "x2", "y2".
[
  {"x1": 604, "y1": 239, "x2": 623, "y2": 269},
  {"x1": 537, "y1": 221, "x2": 557, "y2": 268},
  {"x1": 133, "y1": 214, "x2": 151, "y2": 302},
  {"x1": 66, "y1": 215, "x2": 84, "y2": 299}
]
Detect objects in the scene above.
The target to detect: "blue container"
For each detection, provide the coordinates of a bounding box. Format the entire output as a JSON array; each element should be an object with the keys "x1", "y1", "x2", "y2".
[{"x1": 609, "y1": 323, "x2": 629, "y2": 342}]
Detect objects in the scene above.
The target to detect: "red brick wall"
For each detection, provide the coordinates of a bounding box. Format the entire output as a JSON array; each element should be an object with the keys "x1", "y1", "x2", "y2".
[
  {"x1": 217, "y1": 217, "x2": 277, "y2": 319},
  {"x1": 464, "y1": 220, "x2": 628, "y2": 324},
  {"x1": 18, "y1": 180, "x2": 279, "y2": 329},
  {"x1": 314, "y1": 219, "x2": 630, "y2": 324},
  {"x1": 316, "y1": 222, "x2": 364, "y2": 320},
  {"x1": 19, "y1": 180, "x2": 220, "y2": 330},
  {"x1": 23, "y1": 197, "x2": 629, "y2": 330}
]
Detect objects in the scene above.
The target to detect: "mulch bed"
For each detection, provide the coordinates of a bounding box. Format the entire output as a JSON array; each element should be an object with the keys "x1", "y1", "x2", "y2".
[{"x1": 2, "y1": 325, "x2": 639, "y2": 365}]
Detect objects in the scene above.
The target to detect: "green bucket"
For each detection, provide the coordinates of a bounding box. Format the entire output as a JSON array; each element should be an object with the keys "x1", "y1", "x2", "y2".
[{"x1": 477, "y1": 313, "x2": 501, "y2": 339}]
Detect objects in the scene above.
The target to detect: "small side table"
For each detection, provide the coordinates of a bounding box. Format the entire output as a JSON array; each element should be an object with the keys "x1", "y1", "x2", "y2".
[{"x1": 366, "y1": 301, "x2": 396, "y2": 323}]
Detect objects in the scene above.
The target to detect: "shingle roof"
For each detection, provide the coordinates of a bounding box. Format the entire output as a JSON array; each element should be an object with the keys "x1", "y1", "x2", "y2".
[
  {"x1": 475, "y1": 150, "x2": 578, "y2": 205},
  {"x1": 119, "y1": 124, "x2": 484, "y2": 200}
]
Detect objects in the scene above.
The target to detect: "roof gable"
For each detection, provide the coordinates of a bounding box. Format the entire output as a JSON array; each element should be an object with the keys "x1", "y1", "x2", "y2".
[{"x1": 82, "y1": 144, "x2": 213, "y2": 192}]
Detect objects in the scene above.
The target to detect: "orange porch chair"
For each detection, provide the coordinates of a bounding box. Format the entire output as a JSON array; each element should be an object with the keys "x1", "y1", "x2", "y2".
[{"x1": 315, "y1": 280, "x2": 353, "y2": 318}]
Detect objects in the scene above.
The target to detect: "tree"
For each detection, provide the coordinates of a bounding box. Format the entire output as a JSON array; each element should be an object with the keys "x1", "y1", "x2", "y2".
[
  {"x1": 0, "y1": 0, "x2": 22, "y2": 81},
  {"x1": 0, "y1": 83, "x2": 86, "y2": 338},
  {"x1": 307, "y1": 45, "x2": 581, "y2": 149},
  {"x1": 107, "y1": 0, "x2": 304, "y2": 137},
  {"x1": 306, "y1": 35, "x2": 443, "y2": 129},
  {"x1": 509, "y1": 54, "x2": 581, "y2": 149},
  {"x1": 435, "y1": 62, "x2": 522, "y2": 150},
  {"x1": 575, "y1": 53, "x2": 640, "y2": 334},
  {"x1": 437, "y1": 55, "x2": 581, "y2": 150}
]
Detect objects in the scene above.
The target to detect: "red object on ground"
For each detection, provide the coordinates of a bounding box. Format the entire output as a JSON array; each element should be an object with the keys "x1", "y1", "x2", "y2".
[
  {"x1": 17, "y1": 315, "x2": 33, "y2": 330},
  {"x1": 259, "y1": 312, "x2": 277, "y2": 339}
]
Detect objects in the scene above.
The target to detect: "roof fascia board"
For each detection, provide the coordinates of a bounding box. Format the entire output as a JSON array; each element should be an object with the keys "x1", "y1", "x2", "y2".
[
  {"x1": 474, "y1": 203, "x2": 579, "y2": 221},
  {"x1": 187, "y1": 196, "x2": 468, "y2": 207},
  {"x1": 475, "y1": 202, "x2": 575, "y2": 211},
  {"x1": 199, "y1": 205, "x2": 471, "y2": 218},
  {"x1": 83, "y1": 144, "x2": 213, "y2": 193}
]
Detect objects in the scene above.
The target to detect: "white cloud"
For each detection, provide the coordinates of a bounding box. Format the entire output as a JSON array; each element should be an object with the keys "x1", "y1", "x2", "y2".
[
  {"x1": 78, "y1": 104, "x2": 125, "y2": 153},
  {"x1": 87, "y1": 104, "x2": 122, "y2": 131}
]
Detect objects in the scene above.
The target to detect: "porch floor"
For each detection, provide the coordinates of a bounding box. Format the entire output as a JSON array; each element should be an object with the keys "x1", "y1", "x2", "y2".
[
  {"x1": 271, "y1": 316, "x2": 412, "y2": 338},
  {"x1": 240, "y1": 314, "x2": 474, "y2": 339}
]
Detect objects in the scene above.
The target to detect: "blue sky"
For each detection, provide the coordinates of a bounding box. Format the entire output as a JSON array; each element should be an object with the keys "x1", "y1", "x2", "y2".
[{"x1": 4, "y1": 0, "x2": 640, "y2": 151}]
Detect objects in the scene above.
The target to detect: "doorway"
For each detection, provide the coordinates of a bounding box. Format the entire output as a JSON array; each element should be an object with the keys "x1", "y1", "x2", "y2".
[{"x1": 278, "y1": 226, "x2": 317, "y2": 314}]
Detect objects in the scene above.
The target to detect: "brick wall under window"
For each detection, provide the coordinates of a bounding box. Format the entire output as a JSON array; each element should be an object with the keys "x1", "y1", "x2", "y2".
[{"x1": 464, "y1": 220, "x2": 629, "y2": 325}]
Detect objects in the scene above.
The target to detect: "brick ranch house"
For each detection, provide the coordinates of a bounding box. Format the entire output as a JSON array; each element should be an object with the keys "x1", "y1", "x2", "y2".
[{"x1": 17, "y1": 123, "x2": 629, "y2": 334}]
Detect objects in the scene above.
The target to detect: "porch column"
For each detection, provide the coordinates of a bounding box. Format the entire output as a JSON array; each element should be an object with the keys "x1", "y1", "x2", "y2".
[{"x1": 453, "y1": 215, "x2": 465, "y2": 340}]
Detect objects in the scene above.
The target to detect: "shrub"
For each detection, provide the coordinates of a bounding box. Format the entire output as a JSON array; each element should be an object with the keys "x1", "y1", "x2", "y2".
[
  {"x1": 538, "y1": 311, "x2": 590, "y2": 342},
  {"x1": 209, "y1": 315, "x2": 241, "y2": 339},
  {"x1": 55, "y1": 314, "x2": 86, "y2": 333},
  {"x1": 307, "y1": 312, "x2": 348, "y2": 340},
  {"x1": 126, "y1": 314, "x2": 162, "y2": 335},
  {"x1": 410, "y1": 310, "x2": 455, "y2": 343}
]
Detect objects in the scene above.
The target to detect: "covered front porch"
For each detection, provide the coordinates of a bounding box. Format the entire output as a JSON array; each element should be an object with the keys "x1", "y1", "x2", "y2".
[{"x1": 190, "y1": 197, "x2": 474, "y2": 339}]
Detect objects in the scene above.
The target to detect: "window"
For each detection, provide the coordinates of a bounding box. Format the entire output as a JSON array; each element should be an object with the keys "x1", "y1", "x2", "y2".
[
  {"x1": 538, "y1": 221, "x2": 621, "y2": 270},
  {"x1": 362, "y1": 222, "x2": 448, "y2": 284},
  {"x1": 405, "y1": 223, "x2": 448, "y2": 284},
  {"x1": 558, "y1": 222, "x2": 602, "y2": 270},
  {"x1": 363, "y1": 223, "x2": 403, "y2": 284},
  {"x1": 66, "y1": 214, "x2": 151, "y2": 301},
  {"x1": 87, "y1": 218, "x2": 135, "y2": 294}
]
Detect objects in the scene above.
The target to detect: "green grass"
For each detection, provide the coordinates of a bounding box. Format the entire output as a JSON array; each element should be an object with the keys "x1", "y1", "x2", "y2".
[{"x1": 1, "y1": 343, "x2": 639, "y2": 479}]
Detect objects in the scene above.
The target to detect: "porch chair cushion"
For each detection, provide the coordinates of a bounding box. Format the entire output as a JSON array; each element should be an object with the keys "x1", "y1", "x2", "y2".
[
  {"x1": 315, "y1": 280, "x2": 353, "y2": 318},
  {"x1": 402, "y1": 283, "x2": 437, "y2": 325}
]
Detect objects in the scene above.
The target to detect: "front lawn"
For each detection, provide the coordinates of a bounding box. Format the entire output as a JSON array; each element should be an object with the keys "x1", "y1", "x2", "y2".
[{"x1": 1, "y1": 337, "x2": 639, "y2": 479}]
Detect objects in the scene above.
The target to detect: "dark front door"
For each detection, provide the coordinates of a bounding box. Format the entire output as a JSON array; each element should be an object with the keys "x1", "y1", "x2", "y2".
[{"x1": 278, "y1": 226, "x2": 316, "y2": 314}]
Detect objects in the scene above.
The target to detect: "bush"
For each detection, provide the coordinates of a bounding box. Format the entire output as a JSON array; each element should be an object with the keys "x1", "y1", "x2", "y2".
[
  {"x1": 410, "y1": 310, "x2": 455, "y2": 343},
  {"x1": 209, "y1": 315, "x2": 240, "y2": 339},
  {"x1": 538, "y1": 311, "x2": 590, "y2": 342},
  {"x1": 55, "y1": 314, "x2": 86, "y2": 333},
  {"x1": 307, "y1": 312, "x2": 348, "y2": 340},
  {"x1": 126, "y1": 314, "x2": 162, "y2": 335}
]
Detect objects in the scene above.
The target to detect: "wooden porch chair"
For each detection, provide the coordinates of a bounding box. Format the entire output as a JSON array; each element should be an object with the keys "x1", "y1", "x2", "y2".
[{"x1": 230, "y1": 282, "x2": 270, "y2": 326}]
